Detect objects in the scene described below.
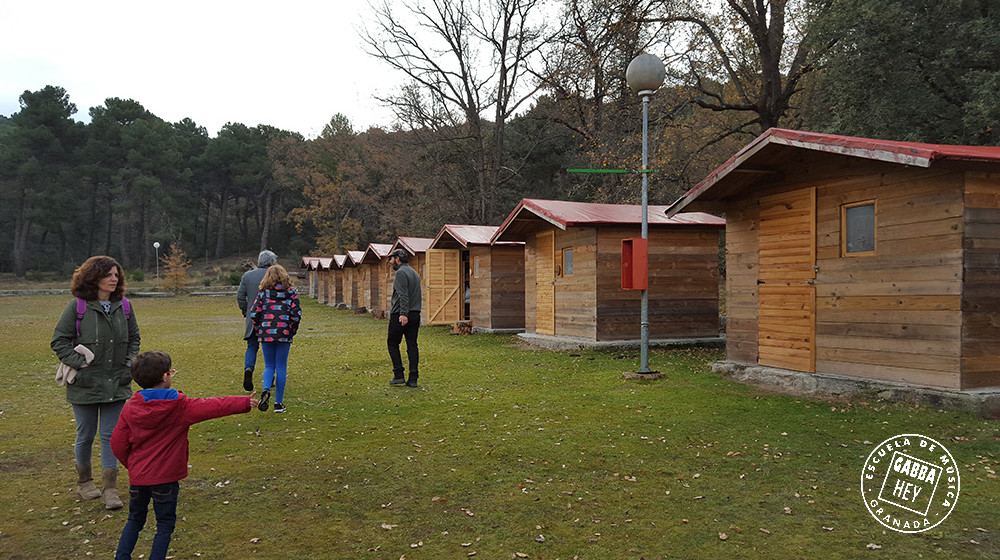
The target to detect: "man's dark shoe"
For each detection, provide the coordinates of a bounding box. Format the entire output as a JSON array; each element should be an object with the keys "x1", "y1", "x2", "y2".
[
  {"x1": 243, "y1": 368, "x2": 254, "y2": 392},
  {"x1": 389, "y1": 378, "x2": 406, "y2": 386},
  {"x1": 259, "y1": 389, "x2": 270, "y2": 411},
  {"x1": 406, "y1": 380, "x2": 418, "y2": 388}
]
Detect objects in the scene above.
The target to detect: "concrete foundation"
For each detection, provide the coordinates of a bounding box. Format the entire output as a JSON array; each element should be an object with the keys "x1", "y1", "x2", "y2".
[{"x1": 713, "y1": 361, "x2": 1000, "y2": 415}]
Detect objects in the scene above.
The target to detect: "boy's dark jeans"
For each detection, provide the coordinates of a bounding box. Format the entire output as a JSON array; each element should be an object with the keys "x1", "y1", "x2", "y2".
[
  {"x1": 388, "y1": 312, "x2": 420, "y2": 379},
  {"x1": 115, "y1": 481, "x2": 179, "y2": 560}
]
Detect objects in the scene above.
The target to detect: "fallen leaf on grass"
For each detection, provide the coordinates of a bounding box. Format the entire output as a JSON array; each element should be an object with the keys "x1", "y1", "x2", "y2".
[
  {"x1": 822, "y1": 526, "x2": 834, "y2": 531},
  {"x1": 719, "y1": 532, "x2": 728, "y2": 541},
  {"x1": 515, "y1": 553, "x2": 529, "y2": 558},
  {"x1": 866, "y1": 543, "x2": 882, "y2": 550},
  {"x1": 535, "y1": 534, "x2": 545, "y2": 543},
  {"x1": 759, "y1": 528, "x2": 770, "y2": 535},
  {"x1": 783, "y1": 507, "x2": 792, "y2": 515},
  {"x1": 461, "y1": 508, "x2": 475, "y2": 516},
  {"x1": 381, "y1": 523, "x2": 398, "y2": 530},
  {"x1": 250, "y1": 538, "x2": 260, "y2": 543}
]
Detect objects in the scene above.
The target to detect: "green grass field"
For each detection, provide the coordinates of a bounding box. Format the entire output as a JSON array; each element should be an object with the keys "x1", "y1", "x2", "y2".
[{"x1": 0, "y1": 295, "x2": 997, "y2": 559}]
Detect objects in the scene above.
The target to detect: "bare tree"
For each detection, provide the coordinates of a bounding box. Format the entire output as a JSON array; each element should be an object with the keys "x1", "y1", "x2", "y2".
[
  {"x1": 360, "y1": 0, "x2": 549, "y2": 223},
  {"x1": 648, "y1": 0, "x2": 833, "y2": 134}
]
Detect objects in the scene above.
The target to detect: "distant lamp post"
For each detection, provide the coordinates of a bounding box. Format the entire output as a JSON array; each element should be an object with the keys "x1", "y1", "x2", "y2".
[
  {"x1": 626, "y1": 53, "x2": 665, "y2": 374},
  {"x1": 153, "y1": 242, "x2": 161, "y2": 289}
]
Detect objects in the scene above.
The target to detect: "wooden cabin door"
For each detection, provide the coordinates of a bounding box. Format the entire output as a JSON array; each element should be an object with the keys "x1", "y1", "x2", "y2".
[
  {"x1": 535, "y1": 231, "x2": 555, "y2": 335},
  {"x1": 425, "y1": 249, "x2": 462, "y2": 325},
  {"x1": 757, "y1": 188, "x2": 816, "y2": 372}
]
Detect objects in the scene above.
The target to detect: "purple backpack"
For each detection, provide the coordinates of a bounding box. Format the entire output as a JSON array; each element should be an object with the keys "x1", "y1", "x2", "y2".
[{"x1": 74, "y1": 296, "x2": 131, "y2": 339}]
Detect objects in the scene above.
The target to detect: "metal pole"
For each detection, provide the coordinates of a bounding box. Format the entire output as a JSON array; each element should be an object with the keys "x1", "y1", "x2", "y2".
[{"x1": 638, "y1": 92, "x2": 651, "y2": 373}]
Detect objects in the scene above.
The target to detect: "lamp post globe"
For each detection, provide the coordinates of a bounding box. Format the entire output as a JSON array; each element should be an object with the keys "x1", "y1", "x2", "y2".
[
  {"x1": 626, "y1": 53, "x2": 665, "y2": 95},
  {"x1": 626, "y1": 53, "x2": 664, "y2": 375}
]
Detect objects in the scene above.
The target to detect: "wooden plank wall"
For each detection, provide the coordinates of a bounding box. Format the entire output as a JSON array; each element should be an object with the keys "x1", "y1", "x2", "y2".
[
  {"x1": 961, "y1": 172, "x2": 1000, "y2": 389},
  {"x1": 490, "y1": 245, "x2": 526, "y2": 329},
  {"x1": 524, "y1": 238, "x2": 538, "y2": 333},
  {"x1": 725, "y1": 198, "x2": 761, "y2": 363},
  {"x1": 552, "y1": 228, "x2": 597, "y2": 339},
  {"x1": 469, "y1": 246, "x2": 492, "y2": 328},
  {"x1": 595, "y1": 227, "x2": 720, "y2": 341},
  {"x1": 814, "y1": 167, "x2": 965, "y2": 388},
  {"x1": 317, "y1": 270, "x2": 329, "y2": 304},
  {"x1": 331, "y1": 269, "x2": 344, "y2": 306}
]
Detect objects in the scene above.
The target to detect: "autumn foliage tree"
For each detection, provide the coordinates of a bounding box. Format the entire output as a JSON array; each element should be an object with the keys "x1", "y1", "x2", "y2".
[{"x1": 160, "y1": 242, "x2": 191, "y2": 292}]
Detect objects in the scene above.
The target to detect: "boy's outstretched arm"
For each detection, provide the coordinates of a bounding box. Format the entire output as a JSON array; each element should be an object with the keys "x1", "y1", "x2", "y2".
[{"x1": 182, "y1": 393, "x2": 256, "y2": 425}]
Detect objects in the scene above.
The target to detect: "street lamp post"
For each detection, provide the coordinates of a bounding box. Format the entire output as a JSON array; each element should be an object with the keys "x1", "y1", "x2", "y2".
[
  {"x1": 153, "y1": 242, "x2": 160, "y2": 289},
  {"x1": 626, "y1": 53, "x2": 665, "y2": 374}
]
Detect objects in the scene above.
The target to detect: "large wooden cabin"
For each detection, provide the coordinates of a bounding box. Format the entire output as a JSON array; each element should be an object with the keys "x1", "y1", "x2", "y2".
[
  {"x1": 667, "y1": 128, "x2": 1000, "y2": 390},
  {"x1": 493, "y1": 199, "x2": 724, "y2": 342}
]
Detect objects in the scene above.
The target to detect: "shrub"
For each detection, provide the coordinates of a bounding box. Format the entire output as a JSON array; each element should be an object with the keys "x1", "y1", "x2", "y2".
[{"x1": 131, "y1": 269, "x2": 145, "y2": 282}]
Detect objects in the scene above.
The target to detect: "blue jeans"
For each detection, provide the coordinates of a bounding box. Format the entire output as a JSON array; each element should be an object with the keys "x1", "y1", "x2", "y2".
[
  {"x1": 72, "y1": 401, "x2": 125, "y2": 469},
  {"x1": 115, "y1": 481, "x2": 179, "y2": 560},
  {"x1": 244, "y1": 334, "x2": 260, "y2": 371},
  {"x1": 261, "y1": 341, "x2": 290, "y2": 404}
]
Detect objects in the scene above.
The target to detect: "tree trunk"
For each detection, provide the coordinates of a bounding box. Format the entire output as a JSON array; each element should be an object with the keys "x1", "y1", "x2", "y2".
[
  {"x1": 260, "y1": 189, "x2": 273, "y2": 251},
  {"x1": 13, "y1": 212, "x2": 31, "y2": 278},
  {"x1": 214, "y1": 195, "x2": 228, "y2": 259}
]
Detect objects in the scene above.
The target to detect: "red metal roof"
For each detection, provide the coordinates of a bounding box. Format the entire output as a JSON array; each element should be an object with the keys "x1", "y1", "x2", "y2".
[
  {"x1": 362, "y1": 243, "x2": 393, "y2": 262},
  {"x1": 393, "y1": 236, "x2": 435, "y2": 255},
  {"x1": 493, "y1": 198, "x2": 724, "y2": 242},
  {"x1": 317, "y1": 257, "x2": 333, "y2": 270},
  {"x1": 346, "y1": 251, "x2": 365, "y2": 266},
  {"x1": 667, "y1": 128, "x2": 1000, "y2": 216},
  {"x1": 300, "y1": 256, "x2": 320, "y2": 269},
  {"x1": 333, "y1": 255, "x2": 347, "y2": 268},
  {"x1": 433, "y1": 224, "x2": 499, "y2": 247}
]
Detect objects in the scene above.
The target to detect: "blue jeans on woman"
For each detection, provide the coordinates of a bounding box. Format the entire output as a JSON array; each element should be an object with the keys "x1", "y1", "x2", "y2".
[
  {"x1": 261, "y1": 341, "x2": 290, "y2": 404},
  {"x1": 115, "y1": 481, "x2": 179, "y2": 560},
  {"x1": 72, "y1": 401, "x2": 125, "y2": 469}
]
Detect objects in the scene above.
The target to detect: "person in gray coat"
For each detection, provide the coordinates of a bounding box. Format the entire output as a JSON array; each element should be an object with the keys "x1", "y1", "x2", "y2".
[{"x1": 237, "y1": 250, "x2": 277, "y2": 391}]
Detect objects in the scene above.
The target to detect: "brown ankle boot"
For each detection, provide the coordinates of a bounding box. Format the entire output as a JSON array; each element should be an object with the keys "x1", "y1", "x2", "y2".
[
  {"x1": 102, "y1": 468, "x2": 124, "y2": 510},
  {"x1": 76, "y1": 464, "x2": 101, "y2": 500}
]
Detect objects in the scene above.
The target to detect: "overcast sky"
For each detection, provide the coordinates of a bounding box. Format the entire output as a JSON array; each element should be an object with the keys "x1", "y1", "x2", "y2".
[{"x1": 0, "y1": 0, "x2": 400, "y2": 138}]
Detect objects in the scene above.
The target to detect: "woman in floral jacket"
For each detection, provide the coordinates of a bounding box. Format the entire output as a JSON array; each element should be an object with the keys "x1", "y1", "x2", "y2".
[{"x1": 250, "y1": 264, "x2": 301, "y2": 413}]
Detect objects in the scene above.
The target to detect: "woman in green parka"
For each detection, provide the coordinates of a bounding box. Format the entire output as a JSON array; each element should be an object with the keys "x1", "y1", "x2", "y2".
[{"x1": 51, "y1": 256, "x2": 140, "y2": 510}]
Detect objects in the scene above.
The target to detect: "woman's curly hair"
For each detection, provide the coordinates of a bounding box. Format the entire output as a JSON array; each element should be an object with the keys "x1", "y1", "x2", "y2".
[
  {"x1": 259, "y1": 264, "x2": 293, "y2": 291},
  {"x1": 71, "y1": 256, "x2": 126, "y2": 301}
]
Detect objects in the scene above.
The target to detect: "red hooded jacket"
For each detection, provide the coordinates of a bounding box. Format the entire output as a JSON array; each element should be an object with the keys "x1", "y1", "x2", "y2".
[{"x1": 111, "y1": 389, "x2": 252, "y2": 486}]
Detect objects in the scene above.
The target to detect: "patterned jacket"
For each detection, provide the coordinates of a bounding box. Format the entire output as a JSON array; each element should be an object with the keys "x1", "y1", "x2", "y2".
[{"x1": 250, "y1": 285, "x2": 301, "y2": 343}]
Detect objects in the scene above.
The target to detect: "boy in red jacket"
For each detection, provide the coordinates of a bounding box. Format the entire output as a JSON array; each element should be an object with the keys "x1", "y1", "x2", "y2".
[{"x1": 111, "y1": 350, "x2": 258, "y2": 560}]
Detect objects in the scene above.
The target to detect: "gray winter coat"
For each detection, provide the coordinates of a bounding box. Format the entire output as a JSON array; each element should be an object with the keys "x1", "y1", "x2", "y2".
[{"x1": 237, "y1": 266, "x2": 268, "y2": 339}]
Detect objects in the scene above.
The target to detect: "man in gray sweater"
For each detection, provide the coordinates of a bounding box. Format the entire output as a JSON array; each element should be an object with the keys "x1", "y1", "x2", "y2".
[
  {"x1": 237, "y1": 250, "x2": 277, "y2": 391},
  {"x1": 387, "y1": 248, "x2": 422, "y2": 387}
]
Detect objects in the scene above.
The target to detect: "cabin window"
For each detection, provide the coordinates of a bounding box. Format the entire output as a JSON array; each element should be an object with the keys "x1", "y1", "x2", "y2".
[
  {"x1": 473, "y1": 256, "x2": 481, "y2": 278},
  {"x1": 842, "y1": 201, "x2": 876, "y2": 256},
  {"x1": 561, "y1": 248, "x2": 574, "y2": 276}
]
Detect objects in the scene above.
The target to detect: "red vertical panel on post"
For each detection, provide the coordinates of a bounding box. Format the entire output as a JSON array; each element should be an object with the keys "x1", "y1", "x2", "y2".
[{"x1": 621, "y1": 238, "x2": 647, "y2": 290}]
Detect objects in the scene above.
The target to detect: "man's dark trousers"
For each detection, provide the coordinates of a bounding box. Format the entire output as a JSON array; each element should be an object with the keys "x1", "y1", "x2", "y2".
[{"x1": 388, "y1": 311, "x2": 420, "y2": 381}]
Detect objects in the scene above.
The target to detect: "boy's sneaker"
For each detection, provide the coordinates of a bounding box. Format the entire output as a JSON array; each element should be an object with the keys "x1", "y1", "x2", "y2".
[
  {"x1": 243, "y1": 368, "x2": 254, "y2": 392},
  {"x1": 258, "y1": 389, "x2": 270, "y2": 412},
  {"x1": 273, "y1": 402, "x2": 286, "y2": 413}
]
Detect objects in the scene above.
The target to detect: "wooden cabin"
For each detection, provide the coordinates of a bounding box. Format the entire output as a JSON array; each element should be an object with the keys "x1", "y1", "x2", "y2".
[
  {"x1": 342, "y1": 250, "x2": 365, "y2": 309},
  {"x1": 300, "y1": 257, "x2": 320, "y2": 298},
  {"x1": 391, "y1": 237, "x2": 434, "y2": 319},
  {"x1": 428, "y1": 224, "x2": 525, "y2": 331},
  {"x1": 360, "y1": 243, "x2": 393, "y2": 314},
  {"x1": 329, "y1": 254, "x2": 347, "y2": 307},
  {"x1": 493, "y1": 199, "x2": 724, "y2": 342},
  {"x1": 666, "y1": 128, "x2": 1000, "y2": 390},
  {"x1": 316, "y1": 257, "x2": 333, "y2": 304}
]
